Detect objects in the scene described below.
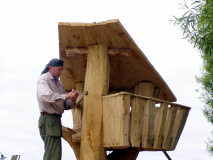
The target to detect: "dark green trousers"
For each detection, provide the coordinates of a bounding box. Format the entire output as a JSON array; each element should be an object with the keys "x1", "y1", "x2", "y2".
[{"x1": 39, "y1": 115, "x2": 62, "y2": 160}]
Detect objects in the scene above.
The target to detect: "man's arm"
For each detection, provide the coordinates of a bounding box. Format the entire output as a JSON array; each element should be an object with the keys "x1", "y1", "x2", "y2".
[
  {"x1": 37, "y1": 78, "x2": 67, "y2": 103},
  {"x1": 64, "y1": 89, "x2": 79, "y2": 110}
]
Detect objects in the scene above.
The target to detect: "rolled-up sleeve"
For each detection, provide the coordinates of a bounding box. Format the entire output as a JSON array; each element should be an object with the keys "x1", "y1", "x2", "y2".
[
  {"x1": 37, "y1": 78, "x2": 66, "y2": 103},
  {"x1": 64, "y1": 99, "x2": 76, "y2": 110}
]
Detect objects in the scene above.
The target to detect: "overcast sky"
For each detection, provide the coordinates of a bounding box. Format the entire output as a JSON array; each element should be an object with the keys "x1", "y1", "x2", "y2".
[{"x1": 0, "y1": 0, "x2": 212, "y2": 160}]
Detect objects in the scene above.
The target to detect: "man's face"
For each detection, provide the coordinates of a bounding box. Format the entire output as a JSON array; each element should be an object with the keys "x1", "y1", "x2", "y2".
[{"x1": 49, "y1": 66, "x2": 63, "y2": 79}]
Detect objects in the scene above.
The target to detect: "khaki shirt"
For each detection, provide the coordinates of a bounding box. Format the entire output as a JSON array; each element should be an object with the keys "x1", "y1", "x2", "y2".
[{"x1": 37, "y1": 72, "x2": 76, "y2": 114}]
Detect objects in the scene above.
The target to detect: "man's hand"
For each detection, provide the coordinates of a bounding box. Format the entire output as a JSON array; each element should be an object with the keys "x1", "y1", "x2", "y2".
[{"x1": 66, "y1": 89, "x2": 79, "y2": 101}]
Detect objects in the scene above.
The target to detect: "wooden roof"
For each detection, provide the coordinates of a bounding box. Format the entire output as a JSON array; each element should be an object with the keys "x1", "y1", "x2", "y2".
[{"x1": 58, "y1": 19, "x2": 176, "y2": 102}]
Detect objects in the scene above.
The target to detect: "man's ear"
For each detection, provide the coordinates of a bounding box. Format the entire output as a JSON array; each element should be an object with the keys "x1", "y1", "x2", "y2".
[{"x1": 49, "y1": 66, "x2": 52, "y2": 72}]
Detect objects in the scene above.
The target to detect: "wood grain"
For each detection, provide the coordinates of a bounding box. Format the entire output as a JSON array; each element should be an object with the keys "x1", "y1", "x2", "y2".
[
  {"x1": 80, "y1": 44, "x2": 109, "y2": 160},
  {"x1": 162, "y1": 105, "x2": 178, "y2": 149},
  {"x1": 59, "y1": 20, "x2": 177, "y2": 102}
]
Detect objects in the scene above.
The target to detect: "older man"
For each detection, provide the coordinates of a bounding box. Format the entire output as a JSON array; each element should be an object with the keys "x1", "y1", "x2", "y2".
[{"x1": 37, "y1": 58, "x2": 79, "y2": 160}]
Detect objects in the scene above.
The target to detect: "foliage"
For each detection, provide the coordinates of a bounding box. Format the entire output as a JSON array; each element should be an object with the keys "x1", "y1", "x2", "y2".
[
  {"x1": 172, "y1": 0, "x2": 213, "y2": 55},
  {"x1": 172, "y1": 0, "x2": 213, "y2": 155}
]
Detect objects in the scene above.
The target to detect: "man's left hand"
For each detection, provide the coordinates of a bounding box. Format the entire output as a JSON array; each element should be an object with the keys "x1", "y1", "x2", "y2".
[{"x1": 69, "y1": 89, "x2": 79, "y2": 101}]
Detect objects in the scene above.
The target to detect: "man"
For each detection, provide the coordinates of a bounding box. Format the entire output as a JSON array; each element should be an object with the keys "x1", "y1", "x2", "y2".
[{"x1": 37, "y1": 58, "x2": 79, "y2": 160}]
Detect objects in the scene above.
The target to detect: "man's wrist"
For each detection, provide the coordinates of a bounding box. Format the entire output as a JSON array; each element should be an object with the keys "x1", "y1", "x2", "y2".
[{"x1": 71, "y1": 98, "x2": 76, "y2": 102}]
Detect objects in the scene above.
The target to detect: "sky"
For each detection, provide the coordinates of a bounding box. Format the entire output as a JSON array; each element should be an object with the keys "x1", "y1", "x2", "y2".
[{"x1": 0, "y1": 0, "x2": 212, "y2": 160}]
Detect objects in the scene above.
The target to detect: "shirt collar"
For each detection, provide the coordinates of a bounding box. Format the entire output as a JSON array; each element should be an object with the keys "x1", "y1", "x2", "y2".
[
  {"x1": 47, "y1": 72, "x2": 54, "y2": 80},
  {"x1": 47, "y1": 72, "x2": 60, "y2": 82}
]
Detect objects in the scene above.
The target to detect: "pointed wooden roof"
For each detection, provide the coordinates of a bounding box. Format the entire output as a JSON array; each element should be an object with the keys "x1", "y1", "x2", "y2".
[{"x1": 58, "y1": 19, "x2": 176, "y2": 102}]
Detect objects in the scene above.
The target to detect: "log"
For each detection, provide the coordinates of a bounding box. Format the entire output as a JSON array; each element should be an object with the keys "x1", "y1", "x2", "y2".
[
  {"x1": 80, "y1": 44, "x2": 109, "y2": 160},
  {"x1": 72, "y1": 132, "x2": 82, "y2": 143},
  {"x1": 62, "y1": 126, "x2": 81, "y2": 160}
]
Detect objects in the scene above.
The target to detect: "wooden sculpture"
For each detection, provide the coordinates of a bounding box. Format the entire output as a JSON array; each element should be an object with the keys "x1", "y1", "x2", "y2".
[{"x1": 58, "y1": 19, "x2": 191, "y2": 160}]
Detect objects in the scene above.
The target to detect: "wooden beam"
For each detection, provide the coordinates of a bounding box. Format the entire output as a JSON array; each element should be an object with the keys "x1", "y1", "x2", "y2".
[
  {"x1": 62, "y1": 126, "x2": 81, "y2": 160},
  {"x1": 72, "y1": 132, "x2": 82, "y2": 143},
  {"x1": 102, "y1": 92, "x2": 191, "y2": 110},
  {"x1": 80, "y1": 44, "x2": 109, "y2": 160},
  {"x1": 66, "y1": 48, "x2": 132, "y2": 57}
]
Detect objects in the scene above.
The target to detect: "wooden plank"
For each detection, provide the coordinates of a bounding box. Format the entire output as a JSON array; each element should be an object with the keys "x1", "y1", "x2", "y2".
[
  {"x1": 66, "y1": 48, "x2": 88, "y2": 57},
  {"x1": 66, "y1": 48, "x2": 132, "y2": 57},
  {"x1": 130, "y1": 97, "x2": 145, "y2": 147},
  {"x1": 72, "y1": 132, "x2": 82, "y2": 143},
  {"x1": 58, "y1": 24, "x2": 75, "y2": 55},
  {"x1": 114, "y1": 95, "x2": 122, "y2": 148},
  {"x1": 80, "y1": 44, "x2": 109, "y2": 160},
  {"x1": 103, "y1": 96, "x2": 114, "y2": 148},
  {"x1": 70, "y1": 23, "x2": 91, "y2": 48},
  {"x1": 106, "y1": 19, "x2": 130, "y2": 48},
  {"x1": 59, "y1": 20, "x2": 177, "y2": 102},
  {"x1": 133, "y1": 82, "x2": 155, "y2": 149},
  {"x1": 153, "y1": 103, "x2": 168, "y2": 149},
  {"x1": 102, "y1": 92, "x2": 191, "y2": 110},
  {"x1": 170, "y1": 108, "x2": 189, "y2": 150},
  {"x1": 93, "y1": 22, "x2": 120, "y2": 48},
  {"x1": 114, "y1": 94, "x2": 130, "y2": 148},
  {"x1": 162, "y1": 105, "x2": 178, "y2": 149},
  {"x1": 85, "y1": 23, "x2": 100, "y2": 45},
  {"x1": 109, "y1": 57, "x2": 138, "y2": 90},
  {"x1": 107, "y1": 19, "x2": 176, "y2": 102},
  {"x1": 155, "y1": 107, "x2": 160, "y2": 117},
  {"x1": 104, "y1": 94, "x2": 130, "y2": 149},
  {"x1": 142, "y1": 99, "x2": 156, "y2": 148},
  {"x1": 121, "y1": 94, "x2": 131, "y2": 147}
]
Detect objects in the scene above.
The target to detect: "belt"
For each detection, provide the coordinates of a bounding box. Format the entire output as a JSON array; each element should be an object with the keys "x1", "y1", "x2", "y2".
[{"x1": 41, "y1": 112, "x2": 62, "y2": 118}]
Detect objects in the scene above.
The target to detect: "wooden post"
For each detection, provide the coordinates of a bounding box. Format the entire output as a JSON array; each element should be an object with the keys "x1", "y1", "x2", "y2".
[
  {"x1": 133, "y1": 82, "x2": 155, "y2": 149},
  {"x1": 72, "y1": 82, "x2": 84, "y2": 132},
  {"x1": 62, "y1": 126, "x2": 81, "y2": 160},
  {"x1": 80, "y1": 44, "x2": 109, "y2": 160},
  {"x1": 64, "y1": 82, "x2": 84, "y2": 160}
]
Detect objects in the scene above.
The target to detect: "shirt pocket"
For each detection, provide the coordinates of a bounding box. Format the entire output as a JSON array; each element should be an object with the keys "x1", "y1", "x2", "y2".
[{"x1": 47, "y1": 115, "x2": 62, "y2": 137}]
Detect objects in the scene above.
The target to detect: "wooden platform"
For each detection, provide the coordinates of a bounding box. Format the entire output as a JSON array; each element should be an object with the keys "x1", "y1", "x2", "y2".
[
  {"x1": 64, "y1": 91, "x2": 190, "y2": 151},
  {"x1": 58, "y1": 19, "x2": 176, "y2": 102},
  {"x1": 102, "y1": 92, "x2": 190, "y2": 151}
]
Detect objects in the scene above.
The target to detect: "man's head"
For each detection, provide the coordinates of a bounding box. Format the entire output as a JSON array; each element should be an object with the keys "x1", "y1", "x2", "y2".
[
  {"x1": 40, "y1": 58, "x2": 64, "y2": 78},
  {"x1": 49, "y1": 66, "x2": 63, "y2": 79}
]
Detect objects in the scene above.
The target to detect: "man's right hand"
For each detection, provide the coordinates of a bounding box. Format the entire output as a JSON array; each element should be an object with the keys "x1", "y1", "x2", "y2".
[{"x1": 66, "y1": 89, "x2": 79, "y2": 101}]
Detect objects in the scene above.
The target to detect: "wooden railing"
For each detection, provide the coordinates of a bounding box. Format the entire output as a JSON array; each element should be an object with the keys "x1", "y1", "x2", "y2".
[{"x1": 102, "y1": 92, "x2": 190, "y2": 151}]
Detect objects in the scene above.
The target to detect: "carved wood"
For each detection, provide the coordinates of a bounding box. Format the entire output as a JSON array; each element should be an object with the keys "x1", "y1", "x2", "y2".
[
  {"x1": 80, "y1": 44, "x2": 109, "y2": 160},
  {"x1": 66, "y1": 48, "x2": 132, "y2": 57}
]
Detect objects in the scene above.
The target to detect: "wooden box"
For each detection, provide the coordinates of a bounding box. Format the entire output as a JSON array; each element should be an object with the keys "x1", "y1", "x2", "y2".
[{"x1": 103, "y1": 92, "x2": 190, "y2": 151}]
